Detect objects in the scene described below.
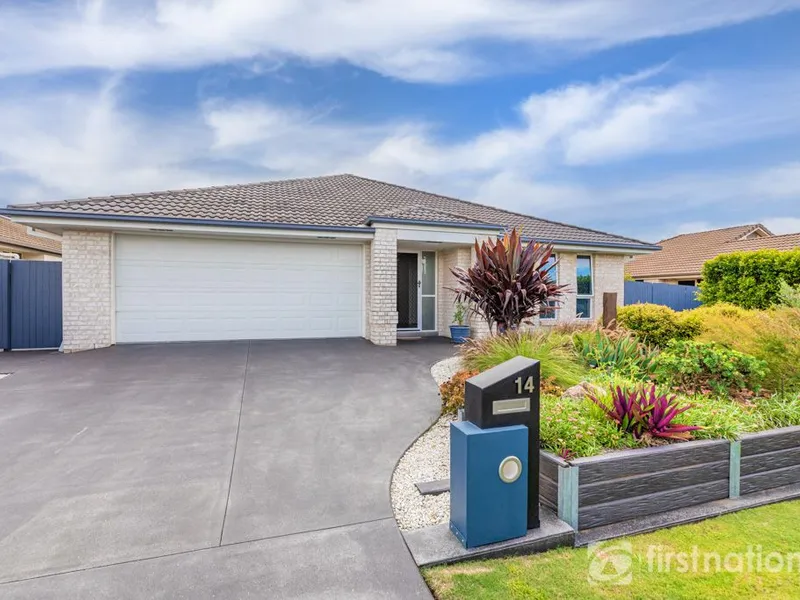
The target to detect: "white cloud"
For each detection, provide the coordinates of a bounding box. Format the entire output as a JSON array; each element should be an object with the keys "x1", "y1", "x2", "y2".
[
  {"x1": 0, "y1": 1, "x2": 798, "y2": 82},
  {"x1": 0, "y1": 68, "x2": 798, "y2": 245}
]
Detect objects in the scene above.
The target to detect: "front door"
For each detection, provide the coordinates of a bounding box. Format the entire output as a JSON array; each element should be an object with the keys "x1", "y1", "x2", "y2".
[{"x1": 397, "y1": 253, "x2": 419, "y2": 329}]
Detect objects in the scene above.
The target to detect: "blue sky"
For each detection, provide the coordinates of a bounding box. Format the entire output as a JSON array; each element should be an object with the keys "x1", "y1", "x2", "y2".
[{"x1": 0, "y1": 1, "x2": 799, "y2": 243}]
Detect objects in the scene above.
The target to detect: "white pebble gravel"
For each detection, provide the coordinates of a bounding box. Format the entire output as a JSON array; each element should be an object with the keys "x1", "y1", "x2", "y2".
[{"x1": 391, "y1": 356, "x2": 464, "y2": 530}]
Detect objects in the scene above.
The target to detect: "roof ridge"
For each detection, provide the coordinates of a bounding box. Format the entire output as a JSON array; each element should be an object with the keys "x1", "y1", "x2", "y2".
[
  {"x1": 343, "y1": 174, "x2": 654, "y2": 247},
  {"x1": 378, "y1": 203, "x2": 490, "y2": 224},
  {"x1": 658, "y1": 223, "x2": 765, "y2": 244}
]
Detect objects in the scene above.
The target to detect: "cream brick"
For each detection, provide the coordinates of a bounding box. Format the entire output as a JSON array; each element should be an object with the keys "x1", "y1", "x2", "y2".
[
  {"x1": 368, "y1": 227, "x2": 398, "y2": 346},
  {"x1": 436, "y1": 243, "x2": 492, "y2": 339},
  {"x1": 61, "y1": 230, "x2": 113, "y2": 352}
]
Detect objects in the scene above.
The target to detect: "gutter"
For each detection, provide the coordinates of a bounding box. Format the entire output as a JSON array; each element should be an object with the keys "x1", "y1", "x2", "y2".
[
  {"x1": 522, "y1": 236, "x2": 661, "y2": 253},
  {"x1": 0, "y1": 209, "x2": 376, "y2": 235}
]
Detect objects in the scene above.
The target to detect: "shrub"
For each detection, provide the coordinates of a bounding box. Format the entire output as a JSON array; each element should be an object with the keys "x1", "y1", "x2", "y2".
[
  {"x1": 693, "y1": 304, "x2": 800, "y2": 392},
  {"x1": 779, "y1": 280, "x2": 800, "y2": 309},
  {"x1": 699, "y1": 249, "x2": 800, "y2": 309},
  {"x1": 460, "y1": 330, "x2": 587, "y2": 388},
  {"x1": 588, "y1": 384, "x2": 702, "y2": 442},
  {"x1": 654, "y1": 340, "x2": 766, "y2": 397},
  {"x1": 439, "y1": 370, "x2": 479, "y2": 415},
  {"x1": 617, "y1": 303, "x2": 703, "y2": 348},
  {"x1": 451, "y1": 228, "x2": 566, "y2": 332},
  {"x1": 573, "y1": 330, "x2": 659, "y2": 380}
]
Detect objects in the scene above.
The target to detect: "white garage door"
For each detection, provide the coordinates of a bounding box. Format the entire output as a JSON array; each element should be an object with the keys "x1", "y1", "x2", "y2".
[{"x1": 115, "y1": 235, "x2": 363, "y2": 343}]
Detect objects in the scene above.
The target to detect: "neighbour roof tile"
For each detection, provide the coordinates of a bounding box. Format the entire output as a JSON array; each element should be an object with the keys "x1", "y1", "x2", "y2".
[
  {"x1": 0, "y1": 216, "x2": 61, "y2": 255},
  {"x1": 626, "y1": 224, "x2": 800, "y2": 278},
  {"x1": 8, "y1": 173, "x2": 653, "y2": 249}
]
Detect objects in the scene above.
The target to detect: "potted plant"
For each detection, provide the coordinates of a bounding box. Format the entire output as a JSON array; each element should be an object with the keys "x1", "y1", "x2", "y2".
[{"x1": 450, "y1": 302, "x2": 470, "y2": 343}]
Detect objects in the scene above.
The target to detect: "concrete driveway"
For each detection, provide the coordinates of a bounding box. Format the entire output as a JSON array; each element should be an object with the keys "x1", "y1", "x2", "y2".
[{"x1": 0, "y1": 338, "x2": 453, "y2": 599}]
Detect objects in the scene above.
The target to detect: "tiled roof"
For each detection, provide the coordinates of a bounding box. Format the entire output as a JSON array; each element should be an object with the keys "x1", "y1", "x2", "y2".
[
  {"x1": 0, "y1": 217, "x2": 61, "y2": 255},
  {"x1": 7, "y1": 174, "x2": 654, "y2": 249},
  {"x1": 626, "y1": 224, "x2": 800, "y2": 278}
]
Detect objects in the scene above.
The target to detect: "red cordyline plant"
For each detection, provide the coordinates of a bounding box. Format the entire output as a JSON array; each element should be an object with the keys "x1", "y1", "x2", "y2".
[
  {"x1": 589, "y1": 384, "x2": 702, "y2": 442},
  {"x1": 450, "y1": 228, "x2": 567, "y2": 332}
]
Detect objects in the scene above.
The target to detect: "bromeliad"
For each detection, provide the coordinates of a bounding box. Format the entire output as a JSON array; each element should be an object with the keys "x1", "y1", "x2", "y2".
[{"x1": 589, "y1": 384, "x2": 702, "y2": 442}]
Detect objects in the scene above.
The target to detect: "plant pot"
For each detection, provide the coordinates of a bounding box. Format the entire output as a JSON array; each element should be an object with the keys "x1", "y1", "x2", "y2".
[{"x1": 449, "y1": 325, "x2": 471, "y2": 344}]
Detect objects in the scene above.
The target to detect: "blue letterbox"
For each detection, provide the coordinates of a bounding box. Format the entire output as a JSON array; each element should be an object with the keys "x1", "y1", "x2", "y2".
[{"x1": 449, "y1": 421, "x2": 528, "y2": 548}]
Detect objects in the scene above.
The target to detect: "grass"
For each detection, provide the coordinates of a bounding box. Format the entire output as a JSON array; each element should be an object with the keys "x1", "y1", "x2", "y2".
[
  {"x1": 460, "y1": 331, "x2": 587, "y2": 389},
  {"x1": 424, "y1": 500, "x2": 800, "y2": 599}
]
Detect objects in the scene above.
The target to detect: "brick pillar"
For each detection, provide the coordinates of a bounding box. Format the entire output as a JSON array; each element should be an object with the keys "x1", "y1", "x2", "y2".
[
  {"x1": 368, "y1": 228, "x2": 398, "y2": 346},
  {"x1": 62, "y1": 230, "x2": 113, "y2": 352}
]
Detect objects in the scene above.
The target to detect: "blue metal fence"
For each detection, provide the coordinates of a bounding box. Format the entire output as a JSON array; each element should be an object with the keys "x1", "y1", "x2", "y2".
[
  {"x1": 624, "y1": 281, "x2": 701, "y2": 312},
  {"x1": 0, "y1": 260, "x2": 62, "y2": 350}
]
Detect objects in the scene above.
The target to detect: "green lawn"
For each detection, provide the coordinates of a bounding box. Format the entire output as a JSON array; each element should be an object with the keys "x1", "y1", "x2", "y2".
[{"x1": 424, "y1": 500, "x2": 800, "y2": 599}]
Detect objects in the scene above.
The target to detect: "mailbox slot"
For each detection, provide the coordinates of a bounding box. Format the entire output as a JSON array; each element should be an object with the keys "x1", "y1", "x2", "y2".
[{"x1": 492, "y1": 398, "x2": 531, "y2": 416}]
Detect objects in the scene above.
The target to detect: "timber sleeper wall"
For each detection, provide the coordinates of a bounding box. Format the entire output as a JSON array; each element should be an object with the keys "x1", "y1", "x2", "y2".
[
  {"x1": 545, "y1": 427, "x2": 800, "y2": 531},
  {"x1": 739, "y1": 426, "x2": 800, "y2": 495}
]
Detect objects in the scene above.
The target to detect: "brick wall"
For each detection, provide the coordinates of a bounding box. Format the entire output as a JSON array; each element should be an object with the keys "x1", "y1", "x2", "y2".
[
  {"x1": 62, "y1": 230, "x2": 113, "y2": 352},
  {"x1": 368, "y1": 228, "x2": 398, "y2": 345},
  {"x1": 592, "y1": 254, "x2": 626, "y2": 317},
  {"x1": 437, "y1": 247, "x2": 469, "y2": 337}
]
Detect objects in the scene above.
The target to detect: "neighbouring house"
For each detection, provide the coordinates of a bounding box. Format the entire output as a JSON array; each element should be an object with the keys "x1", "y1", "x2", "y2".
[
  {"x1": 0, "y1": 174, "x2": 657, "y2": 351},
  {"x1": 0, "y1": 216, "x2": 62, "y2": 260},
  {"x1": 626, "y1": 224, "x2": 800, "y2": 286}
]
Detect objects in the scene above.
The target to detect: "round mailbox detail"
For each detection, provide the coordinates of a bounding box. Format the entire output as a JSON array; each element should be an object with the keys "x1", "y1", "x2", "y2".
[{"x1": 498, "y1": 456, "x2": 523, "y2": 484}]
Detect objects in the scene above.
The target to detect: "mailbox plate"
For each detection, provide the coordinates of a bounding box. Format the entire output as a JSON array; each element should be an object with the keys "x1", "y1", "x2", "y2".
[{"x1": 492, "y1": 398, "x2": 531, "y2": 416}]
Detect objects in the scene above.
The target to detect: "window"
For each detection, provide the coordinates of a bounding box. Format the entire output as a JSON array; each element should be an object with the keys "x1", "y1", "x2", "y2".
[
  {"x1": 576, "y1": 255, "x2": 593, "y2": 319},
  {"x1": 540, "y1": 253, "x2": 558, "y2": 320}
]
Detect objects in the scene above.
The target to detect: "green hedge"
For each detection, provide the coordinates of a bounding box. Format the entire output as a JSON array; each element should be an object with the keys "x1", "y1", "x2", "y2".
[{"x1": 699, "y1": 249, "x2": 800, "y2": 309}]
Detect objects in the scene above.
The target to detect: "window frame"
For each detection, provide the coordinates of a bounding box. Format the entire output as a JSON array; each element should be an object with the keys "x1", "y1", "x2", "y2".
[
  {"x1": 539, "y1": 252, "x2": 558, "y2": 321},
  {"x1": 575, "y1": 254, "x2": 593, "y2": 320}
]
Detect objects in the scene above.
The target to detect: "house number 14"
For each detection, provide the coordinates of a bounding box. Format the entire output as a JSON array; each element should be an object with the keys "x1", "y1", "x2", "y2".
[{"x1": 515, "y1": 376, "x2": 536, "y2": 395}]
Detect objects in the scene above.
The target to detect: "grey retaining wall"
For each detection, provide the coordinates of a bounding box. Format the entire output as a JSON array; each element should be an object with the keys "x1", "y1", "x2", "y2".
[
  {"x1": 544, "y1": 428, "x2": 800, "y2": 531},
  {"x1": 740, "y1": 426, "x2": 800, "y2": 495}
]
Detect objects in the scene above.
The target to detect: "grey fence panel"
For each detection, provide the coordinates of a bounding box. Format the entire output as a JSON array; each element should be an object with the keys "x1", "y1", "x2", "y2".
[
  {"x1": 624, "y1": 281, "x2": 701, "y2": 311},
  {"x1": 0, "y1": 260, "x2": 63, "y2": 350},
  {"x1": 0, "y1": 261, "x2": 9, "y2": 350}
]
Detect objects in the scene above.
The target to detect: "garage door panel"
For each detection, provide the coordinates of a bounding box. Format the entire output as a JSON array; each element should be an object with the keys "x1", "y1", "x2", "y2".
[{"x1": 115, "y1": 236, "x2": 364, "y2": 343}]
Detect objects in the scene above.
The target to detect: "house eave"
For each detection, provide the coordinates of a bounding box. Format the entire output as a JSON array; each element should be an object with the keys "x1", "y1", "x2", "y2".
[
  {"x1": 528, "y1": 237, "x2": 661, "y2": 254},
  {"x1": 0, "y1": 210, "x2": 375, "y2": 241}
]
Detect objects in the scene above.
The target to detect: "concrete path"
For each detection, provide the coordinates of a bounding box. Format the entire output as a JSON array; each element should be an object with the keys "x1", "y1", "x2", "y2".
[{"x1": 0, "y1": 338, "x2": 453, "y2": 598}]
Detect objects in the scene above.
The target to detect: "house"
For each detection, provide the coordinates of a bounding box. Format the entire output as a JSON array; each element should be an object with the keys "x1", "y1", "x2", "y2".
[
  {"x1": 626, "y1": 223, "x2": 800, "y2": 285},
  {"x1": 0, "y1": 174, "x2": 658, "y2": 351},
  {"x1": 0, "y1": 216, "x2": 61, "y2": 260}
]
